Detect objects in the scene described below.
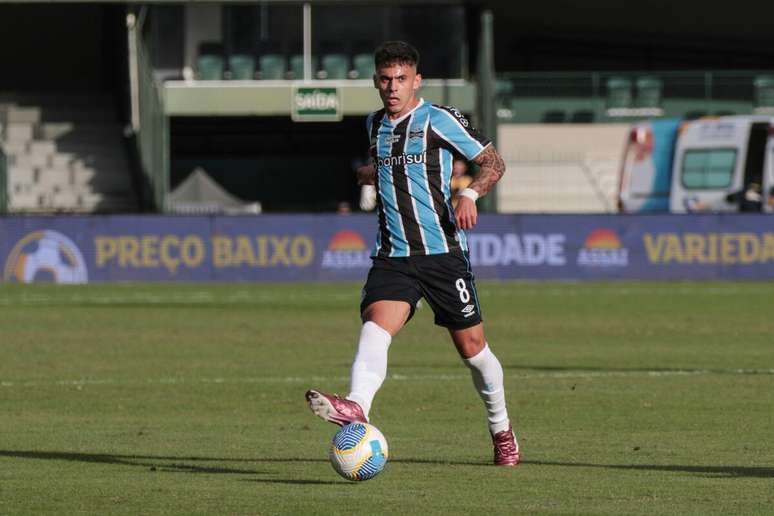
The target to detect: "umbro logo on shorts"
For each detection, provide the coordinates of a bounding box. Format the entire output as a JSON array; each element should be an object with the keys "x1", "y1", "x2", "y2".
[{"x1": 461, "y1": 304, "x2": 476, "y2": 317}]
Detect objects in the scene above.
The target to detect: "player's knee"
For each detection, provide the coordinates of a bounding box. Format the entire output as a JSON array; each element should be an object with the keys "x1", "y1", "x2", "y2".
[
  {"x1": 362, "y1": 301, "x2": 411, "y2": 336},
  {"x1": 453, "y1": 330, "x2": 486, "y2": 359}
]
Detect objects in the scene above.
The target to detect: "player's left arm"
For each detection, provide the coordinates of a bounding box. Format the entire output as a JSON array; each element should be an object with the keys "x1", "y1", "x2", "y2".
[
  {"x1": 356, "y1": 162, "x2": 376, "y2": 185},
  {"x1": 455, "y1": 144, "x2": 506, "y2": 230}
]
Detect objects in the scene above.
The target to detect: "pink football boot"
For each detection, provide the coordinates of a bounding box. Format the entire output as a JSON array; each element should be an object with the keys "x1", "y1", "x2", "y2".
[
  {"x1": 305, "y1": 389, "x2": 368, "y2": 427},
  {"x1": 492, "y1": 425, "x2": 520, "y2": 466}
]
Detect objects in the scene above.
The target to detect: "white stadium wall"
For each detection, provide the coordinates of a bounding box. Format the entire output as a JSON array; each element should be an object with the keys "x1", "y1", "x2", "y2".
[{"x1": 496, "y1": 123, "x2": 630, "y2": 213}]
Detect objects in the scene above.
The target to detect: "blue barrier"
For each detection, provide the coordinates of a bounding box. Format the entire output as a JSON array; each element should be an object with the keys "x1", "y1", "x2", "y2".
[{"x1": 1, "y1": 214, "x2": 773, "y2": 283}]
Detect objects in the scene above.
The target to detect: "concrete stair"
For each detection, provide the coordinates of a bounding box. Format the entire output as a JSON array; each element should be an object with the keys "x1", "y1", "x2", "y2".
[{"x1": 1, "y1": 92, "x2": 137, "y2": 213}]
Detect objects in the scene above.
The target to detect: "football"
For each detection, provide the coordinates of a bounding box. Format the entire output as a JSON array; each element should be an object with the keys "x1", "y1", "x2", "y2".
[{"x1": 329, "y1": 422, "x2": 389, "y2": 481}]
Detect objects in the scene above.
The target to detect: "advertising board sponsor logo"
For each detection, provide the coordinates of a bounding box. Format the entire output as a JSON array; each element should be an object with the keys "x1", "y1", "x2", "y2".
[
  {"x1": 643, "y1": 232, "x2": 774, "y2": 264},
  {"x1": 3, "y1": 230, "x2": 88, "y2": 283},
  {"x1": 467, "y1": 233, "x2": 566, "y2": 266},
  {"x1": 94, "y1": 234, "x2": 314, "y2": 273},
  {"x1": 322, "y1": 230, "x2": 371, "y2": 269},
  {"x1": 577, "y1": 229, "x2": 629, "y2": 267},
  {"x1": 95, "y1": 235, "x2": 207, "y2": 274},
  {"x1": 212, "y1": 235, "x2": 314, "y2": 268}
]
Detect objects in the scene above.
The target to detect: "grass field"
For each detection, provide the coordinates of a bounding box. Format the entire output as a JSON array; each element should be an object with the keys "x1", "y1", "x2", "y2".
[{"x1": 1, "y1": 282, "x2": 773, "y2": 515}]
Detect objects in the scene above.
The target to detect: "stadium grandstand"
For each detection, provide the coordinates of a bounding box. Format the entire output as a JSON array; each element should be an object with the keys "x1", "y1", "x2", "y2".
[{"x1": 1, "y1": 1, "x2": 773, "y2": 215}]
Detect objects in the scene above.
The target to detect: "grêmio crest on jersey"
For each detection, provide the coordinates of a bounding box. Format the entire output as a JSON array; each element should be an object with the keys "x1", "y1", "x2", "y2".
[{"x1": 365, "y1": 99, "x2": 491, "y2": 258}]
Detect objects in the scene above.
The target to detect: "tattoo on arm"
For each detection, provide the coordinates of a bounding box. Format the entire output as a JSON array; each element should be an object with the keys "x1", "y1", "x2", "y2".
[{"x1": 469, "y1": 145, "x2": 506, "y2": 197}]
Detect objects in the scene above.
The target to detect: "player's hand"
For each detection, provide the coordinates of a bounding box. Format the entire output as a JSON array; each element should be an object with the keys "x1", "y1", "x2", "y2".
[
  {"x1": 359, "y1": 185, "x2": 377, "y2": 211},
  {"x1": 455, "y1": 196, "x2": 478, "y2": 230},
  {"x1": 357, "y1": 164, "x2": 376, "y2": 186}
]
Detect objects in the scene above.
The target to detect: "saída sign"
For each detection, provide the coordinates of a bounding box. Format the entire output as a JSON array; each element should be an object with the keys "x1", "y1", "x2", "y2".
[{"x1": 292, "y1": 86, "x2": 342, "y2": 122}]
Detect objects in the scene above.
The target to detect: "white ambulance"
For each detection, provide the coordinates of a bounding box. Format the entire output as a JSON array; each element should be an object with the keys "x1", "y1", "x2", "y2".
[
  {"x1": 618, "y1": 115, "x2": 774, "y2": 213},
  {"x1": 670, "y1": 116, "x2": 774, "y2": 213}
]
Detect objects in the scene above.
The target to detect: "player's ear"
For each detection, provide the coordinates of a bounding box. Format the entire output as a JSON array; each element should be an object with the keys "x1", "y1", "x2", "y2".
[
  {"x1": 372, "y1": 73, "x2": 378, "y2": 89},
  {"x1": 413, "y1": 73, "x2": 422, "y2": 92}
]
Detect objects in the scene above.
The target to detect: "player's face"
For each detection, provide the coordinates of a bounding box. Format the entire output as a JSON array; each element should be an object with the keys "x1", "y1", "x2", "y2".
[{"x1": 374, "y1": 61, "x2": 422, "y2": 119}]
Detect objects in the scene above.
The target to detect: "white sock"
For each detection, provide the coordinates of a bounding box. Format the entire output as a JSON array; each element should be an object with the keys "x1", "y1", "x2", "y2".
[
  {"x1": 346, "y1": 321, "x2": 391, "y2": 418},
  {"x1": 463, "y1": 343, "x2": 511, "y2": 435}
]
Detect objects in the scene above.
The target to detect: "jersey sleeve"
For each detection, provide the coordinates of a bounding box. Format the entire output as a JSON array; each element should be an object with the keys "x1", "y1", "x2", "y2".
[{"x1": 429, "y1": 105, "x2": 491, "y2": 160}]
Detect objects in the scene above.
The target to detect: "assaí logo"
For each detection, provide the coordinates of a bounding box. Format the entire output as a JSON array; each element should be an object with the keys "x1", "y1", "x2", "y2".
[
  {"x1": 3, "y1": 230, "x2": 88, "y2": 283},
  {"x1": 576, "y1": 229, "x2": 629, "y2": 267},
  {"x1": 322, "y1": 230, "x2": 371, "y2": 269}
]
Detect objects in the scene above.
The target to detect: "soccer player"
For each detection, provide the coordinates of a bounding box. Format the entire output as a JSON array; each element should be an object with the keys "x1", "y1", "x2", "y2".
[{"x1": 306, "y1": 41, "x2": 519, "y2": 466}]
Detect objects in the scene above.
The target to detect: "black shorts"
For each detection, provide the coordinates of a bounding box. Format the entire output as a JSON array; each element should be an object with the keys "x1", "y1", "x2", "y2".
[{"x1": 360, "y1": 249, "x2": 483, "y2": 330}]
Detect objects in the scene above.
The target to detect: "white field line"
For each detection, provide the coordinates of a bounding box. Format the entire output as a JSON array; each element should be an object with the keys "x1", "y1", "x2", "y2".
[
  {"x1": 1, "y1": 368, "x2": 773, "y2": 388},
  {"x1": 0, "y1": 291, "x2": 345, "y2": 306},
  {"x1": 0, "y1": 285, "x2": 772, "y2": 307}
]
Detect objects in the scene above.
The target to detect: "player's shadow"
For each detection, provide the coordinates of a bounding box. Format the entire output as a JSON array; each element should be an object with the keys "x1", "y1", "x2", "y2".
[
  {"x1": 239, "y1": 478, "x2": 351, "y2": 486},
  {"x1": 0, "y1": 450, "x2": 367, "y2": 485},
  {"x1": 0, "y1": 450, "x2": 330, "y2": 476},
  {"x1": 504, "y1": 365, "x2": 772, "y2": 375},
  {"x1": 523, "y1": 460, "x2": 774, "y2": 479},
  {"x1": 5, "y1": 450, "x2": 770, "y2": 480},
  {"x1": 390, "y1": 457, "x2": 774, "y2": 478}
]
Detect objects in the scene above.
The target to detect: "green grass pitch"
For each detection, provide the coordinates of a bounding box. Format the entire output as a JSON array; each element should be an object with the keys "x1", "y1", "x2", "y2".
[{"x1": 0, "y1": 282, "x2": 772, "y2": 514}]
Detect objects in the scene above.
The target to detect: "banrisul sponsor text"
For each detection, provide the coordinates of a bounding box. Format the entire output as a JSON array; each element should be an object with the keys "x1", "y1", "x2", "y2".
[{"x1": 377, "y1": 152, "x2": 427, "y2": 168}]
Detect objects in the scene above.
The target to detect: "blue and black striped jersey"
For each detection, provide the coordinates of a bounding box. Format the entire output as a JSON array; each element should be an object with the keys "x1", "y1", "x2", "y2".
[{"x1": 366, "y1": 99, "x2": 491, "y2": 257}]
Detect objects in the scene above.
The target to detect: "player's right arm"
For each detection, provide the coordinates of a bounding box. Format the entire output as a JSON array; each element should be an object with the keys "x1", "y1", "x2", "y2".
[
  {"x1": 429, "y1": 105, "x2": 504, "y2": 230},
  {"x1": 455, "y1": 144, "x2": 506, "y2": 229},
  {"x1": 468, "y1": 144, "x2": 506, "y2": 198}
]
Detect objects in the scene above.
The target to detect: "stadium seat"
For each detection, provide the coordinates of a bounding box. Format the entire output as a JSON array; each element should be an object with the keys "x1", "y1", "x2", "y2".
[
  {"x1": 197, "y1": 54, "x2": 224, "y2": 80},
  {"x1": 495, "y1": 79, "x2": 515, "y2": 119},
  {"x1": 571, "y1": 110, "x2": 595, "y2": 123},
  {"x1": 259, "y1": 54, "x2": 287, "y2": 80},
  {"x1": 542, "y1": 110, "x2": 567, "y2": 123},
  {"x1": 685, "y1": 110, "x2": 708, "y2": 120},
  {"x1": 495, "y1": 79, "x2": 514, "y2": 97},
  {"x1": 606, "y1": 76, "x2": 633, "y2": 109},
  {"x1": 290, "y1": 54, "x2": 318, "y2": 80},
  {"x1": 753, "y1": 75, "x2": 774, "y2": 108},
  {"x1": 635, "y1": 76, "x2": 663, "y2": 108},
  {"x1": 320, "y1": 54, "x2": 349, "y2": 80},
  {"x1": 228, "y1": 54, "x2": 256, "y2": 80},
  {"x1": 352, "y1": 53, "x2": 375, "y2": 79}
]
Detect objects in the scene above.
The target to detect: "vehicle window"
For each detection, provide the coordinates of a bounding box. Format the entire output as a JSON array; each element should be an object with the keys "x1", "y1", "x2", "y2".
[{"x1": 681, "y1": 149, "x2": 736, "y2": 189}]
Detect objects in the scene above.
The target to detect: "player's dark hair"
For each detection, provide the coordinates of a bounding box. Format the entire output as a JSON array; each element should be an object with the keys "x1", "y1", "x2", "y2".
[{"x1": 374, "y1": 41, "x2": 420, "y2": 70}]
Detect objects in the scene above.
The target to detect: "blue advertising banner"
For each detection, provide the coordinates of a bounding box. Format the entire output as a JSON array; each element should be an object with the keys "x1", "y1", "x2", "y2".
[{"x1": 1, "y1": 214, "x2": 773, "y2": 283}]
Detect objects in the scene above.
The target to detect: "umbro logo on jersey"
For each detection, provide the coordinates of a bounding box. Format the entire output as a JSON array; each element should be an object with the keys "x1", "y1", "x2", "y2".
[
  {"x1": 409, "y1": 129, "x2": 424, "y2": 140},
  {"x1": 461, "y1": 304, "x2": 476, "y2": 317}
]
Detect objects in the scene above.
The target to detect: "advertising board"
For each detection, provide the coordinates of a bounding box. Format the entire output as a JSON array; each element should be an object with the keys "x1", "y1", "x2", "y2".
[{"x1": 2, "y1": 214, "x2": 773, "y2": 283}]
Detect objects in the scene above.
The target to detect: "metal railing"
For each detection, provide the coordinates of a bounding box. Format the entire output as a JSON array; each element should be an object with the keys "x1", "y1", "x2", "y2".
[
  {"x1": 129, "y1": 7, "x2": 169, "y2": 212},
  {"x1": 496, "y1": 70, "x2": 774, "y2": 123}
]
